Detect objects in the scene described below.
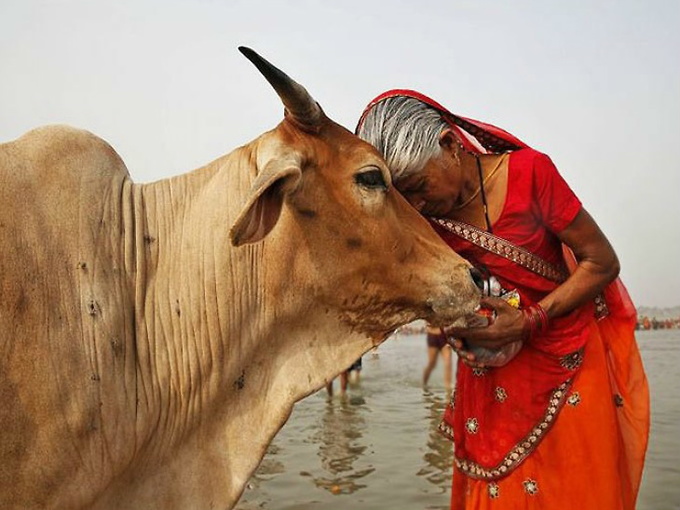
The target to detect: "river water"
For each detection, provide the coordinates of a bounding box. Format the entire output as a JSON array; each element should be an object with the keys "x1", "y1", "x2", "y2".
[{"x1": 235, "y1": 329, "x2": 679, "y2": 509}]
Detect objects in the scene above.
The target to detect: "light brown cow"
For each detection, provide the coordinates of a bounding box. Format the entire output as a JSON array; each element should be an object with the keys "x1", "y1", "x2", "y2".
[{"x1": 0, "y1": 47, "x2": 480, "y2": 509}]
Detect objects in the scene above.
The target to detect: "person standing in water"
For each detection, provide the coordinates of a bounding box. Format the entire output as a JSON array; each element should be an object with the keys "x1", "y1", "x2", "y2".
[{"x1": 424, "y1": 323, "x2": 453, "y2": 389}]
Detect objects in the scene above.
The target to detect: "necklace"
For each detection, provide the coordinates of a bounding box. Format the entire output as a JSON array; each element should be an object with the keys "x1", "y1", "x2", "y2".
[{"x1": 452, "y1": 153, "x2": 507, "y2": 211}]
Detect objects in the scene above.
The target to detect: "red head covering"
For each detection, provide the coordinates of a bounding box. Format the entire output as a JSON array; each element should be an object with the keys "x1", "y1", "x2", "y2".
[{"x1": 355, "y1": 89, "x2": 528, "y2": 154}]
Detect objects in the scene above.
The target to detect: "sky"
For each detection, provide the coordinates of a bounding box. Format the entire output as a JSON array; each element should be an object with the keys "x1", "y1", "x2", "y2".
[{"x1": 1, "y1": 0, "x2": 679, "y2": 308}]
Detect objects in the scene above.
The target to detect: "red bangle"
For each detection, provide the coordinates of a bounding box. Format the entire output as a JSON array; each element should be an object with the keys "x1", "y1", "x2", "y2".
[
  {"x1": 532, "y1": 303, "x2": 550, "y2": 334},
  {"x1": 522, "y1": 304, "x2": 550, "y2": 341}
]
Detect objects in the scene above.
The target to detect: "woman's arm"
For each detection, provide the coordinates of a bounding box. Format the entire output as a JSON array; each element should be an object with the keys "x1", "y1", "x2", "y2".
[
  {"x1": 540, "y1": 208, "x2": 619, "y2": 318},
  {"x1": 448, "y1": 208, "x2": 619, "y2": 351}
]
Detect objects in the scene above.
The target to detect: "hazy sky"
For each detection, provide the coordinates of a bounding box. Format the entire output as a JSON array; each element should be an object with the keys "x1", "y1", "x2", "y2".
[{"x1": 2, "y1": 0, "x2": 678, "y2": 308}]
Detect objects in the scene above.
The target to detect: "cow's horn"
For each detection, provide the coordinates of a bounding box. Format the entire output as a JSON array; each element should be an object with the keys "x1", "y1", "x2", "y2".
[{"x1": 239, "y1": 46, "x2": 323, "y2": 131}]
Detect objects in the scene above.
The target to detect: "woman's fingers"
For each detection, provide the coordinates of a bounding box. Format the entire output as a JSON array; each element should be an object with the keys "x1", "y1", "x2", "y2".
[{"x1": 447, "y1": 338, "x2": 485, "y2": 367}]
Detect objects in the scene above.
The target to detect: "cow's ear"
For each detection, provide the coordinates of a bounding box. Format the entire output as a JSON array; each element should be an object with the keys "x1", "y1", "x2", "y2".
[{"x1": 230, "y1": 157, "x2": 301, "y2": 246}]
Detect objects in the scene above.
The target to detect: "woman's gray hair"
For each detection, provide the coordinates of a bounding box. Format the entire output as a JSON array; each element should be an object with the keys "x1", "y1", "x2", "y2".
[{"x1": 357, "y1": 96, "x2": 449, "y2": 181}]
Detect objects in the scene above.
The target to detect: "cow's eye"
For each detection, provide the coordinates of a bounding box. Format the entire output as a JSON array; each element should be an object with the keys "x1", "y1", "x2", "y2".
[{"x1": 355, "y1": 169, "x2": 387, "y2": 190}]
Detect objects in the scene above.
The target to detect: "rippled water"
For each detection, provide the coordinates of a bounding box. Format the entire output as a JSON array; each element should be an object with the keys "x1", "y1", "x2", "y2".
[
  {"x1": 639, "y1": 329, "x2": 680, "y2": 509},
  {"x1": 235, "y1": 329, "x2": 680, "y2": 510}
]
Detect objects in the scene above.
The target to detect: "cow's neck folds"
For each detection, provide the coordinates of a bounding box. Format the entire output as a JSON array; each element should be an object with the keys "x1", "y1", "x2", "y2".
[{"x1": 126, "y1": 149, "x2": 269, "y2": 449}]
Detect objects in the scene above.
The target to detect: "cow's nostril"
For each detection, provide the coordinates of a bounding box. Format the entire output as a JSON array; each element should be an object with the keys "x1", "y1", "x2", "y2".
[{"x1": 469, "y1": 267, "x2": 485, "y2": 290}]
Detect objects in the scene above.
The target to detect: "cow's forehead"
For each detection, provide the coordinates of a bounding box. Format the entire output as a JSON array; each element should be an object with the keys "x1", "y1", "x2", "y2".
[
  {"x1": 273, "y1": 119, "x2": 388, "y2": 173},
  {"x1": 323, "y1": 122, "x2": 388, "y2": 167}
]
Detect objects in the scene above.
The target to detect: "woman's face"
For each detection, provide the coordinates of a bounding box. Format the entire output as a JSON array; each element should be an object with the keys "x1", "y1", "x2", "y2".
[{"x1": 394, "y1": 151, "x2": 462, "y2": 217}]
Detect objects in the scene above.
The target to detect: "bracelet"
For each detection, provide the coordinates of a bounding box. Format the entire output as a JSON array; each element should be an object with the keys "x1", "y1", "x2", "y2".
[
  {"x1": 522, "y1": 303, "x2": 550, "y2": 341},
  {"x1": 533, "y1": 303, "x2": 550, "y2": 334}
]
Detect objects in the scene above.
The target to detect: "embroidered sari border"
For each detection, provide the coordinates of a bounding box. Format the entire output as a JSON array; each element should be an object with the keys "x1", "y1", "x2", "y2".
[
  {"x1": 453, "y1": 379, "x2": 573, "y2": 481},
  {"x1": 430, "y1": 217, "x2": 569, "y2": 284}
]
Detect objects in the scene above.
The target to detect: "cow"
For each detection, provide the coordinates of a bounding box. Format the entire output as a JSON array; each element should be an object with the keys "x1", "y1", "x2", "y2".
[{"x1": 0, "y1": 47, "x2": 481, "y2": 509}]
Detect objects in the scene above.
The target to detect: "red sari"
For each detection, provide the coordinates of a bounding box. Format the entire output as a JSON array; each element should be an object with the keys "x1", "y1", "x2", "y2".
[{"x1": 433, "y1": 149, "x2": 650, "y2": 509}]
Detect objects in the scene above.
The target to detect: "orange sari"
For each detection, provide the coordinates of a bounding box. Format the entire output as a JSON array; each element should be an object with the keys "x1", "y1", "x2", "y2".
[
  {"x1": 450, "y1": 274, "x2": 649, "y2": 509},
  {"x1": 434, "y1": 221, "x2": 649, "y2": 509}
]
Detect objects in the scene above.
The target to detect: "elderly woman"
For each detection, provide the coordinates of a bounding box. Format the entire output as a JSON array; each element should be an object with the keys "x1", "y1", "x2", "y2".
[{"x1": 356, "y1": 90, "x2": 649, "y2": 510}]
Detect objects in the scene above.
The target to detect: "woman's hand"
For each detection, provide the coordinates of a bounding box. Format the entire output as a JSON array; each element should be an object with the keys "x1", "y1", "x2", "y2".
[{"x1": 446, "y1": 296, "x2": 526, "y2": 351}]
